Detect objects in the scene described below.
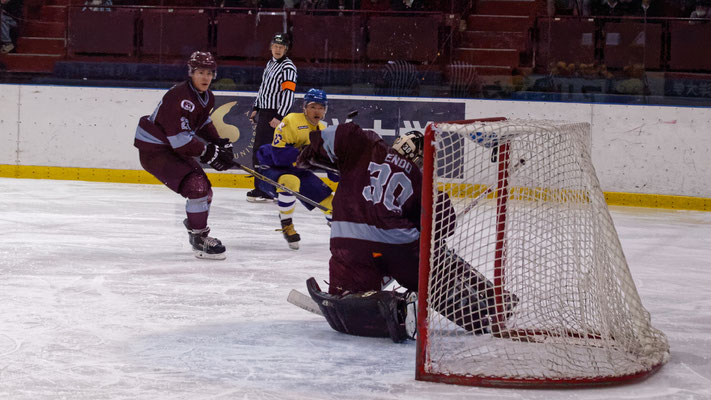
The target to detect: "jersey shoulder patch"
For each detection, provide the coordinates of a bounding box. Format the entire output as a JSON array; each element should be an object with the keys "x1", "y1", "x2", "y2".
[{"x1": 181, "y1": 99, "x2": 195, "y2": 112}]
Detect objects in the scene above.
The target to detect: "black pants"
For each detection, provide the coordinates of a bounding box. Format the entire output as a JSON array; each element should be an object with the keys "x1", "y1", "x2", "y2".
[{"x1": 252, "y1": 109, "x2": 280, "y2": 168}]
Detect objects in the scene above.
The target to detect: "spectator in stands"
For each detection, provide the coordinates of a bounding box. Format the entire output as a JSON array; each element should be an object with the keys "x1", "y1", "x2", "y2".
[
  {"x1": 328, "y1": 0, "x2": 360, "y2": 9},
  {"x1": 298, "y1": 0, "x2": 328, "y2": 8},
  {"x1": 259, "y1": 0, "x2": 284, "y2": 6},
  {"x1": 82, "y1": 0, "x2": 112, "y2": 12},
  {"x1": 0, "y1": 0, "x2": 21, "y2": 54},
  {"x1": 690, "y1": 0, "x2": 710, "y2": 22},
  {"x1": 220, "y1": 0, "x2": 259, "y2": 7},
  {"x1": 592, "y1": 0, "x2": 626, "y2": 15},
  {"x1": 620, "y1": 0, "x2": 644, "y2": 15},
  {"x1": 614, "y1": 63, "x2": 649, "y2": 95},
  {"x1": 574, "y1": 0, "x2": 593, "y2": 15},
  {"x1": 397, "y1": 0, "x2": 426, "y2": 10},
  {"x1": 593, "y1": 0, "x2": 644, "y2": 15}
]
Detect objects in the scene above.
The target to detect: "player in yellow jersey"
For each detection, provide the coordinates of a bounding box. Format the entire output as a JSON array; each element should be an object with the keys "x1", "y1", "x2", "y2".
[{"x1": 254, "y1": 88, "x2": 336, "y2": 249}]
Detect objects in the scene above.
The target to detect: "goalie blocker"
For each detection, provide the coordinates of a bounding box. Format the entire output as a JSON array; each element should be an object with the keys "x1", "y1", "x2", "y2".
[{"x1": 306, "y1": 278, "x2": 417, "y2": 343}]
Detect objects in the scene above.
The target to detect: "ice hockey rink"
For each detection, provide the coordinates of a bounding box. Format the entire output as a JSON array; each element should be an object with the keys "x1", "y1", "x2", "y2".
[{"x1": 1, "y1": 177, "x2": 709, "y2": 400}]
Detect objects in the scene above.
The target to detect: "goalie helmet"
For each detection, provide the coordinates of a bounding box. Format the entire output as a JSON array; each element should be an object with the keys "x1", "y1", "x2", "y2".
[
  {"x1": 188, "y1": 51, "x2": 217, "y2": 77},
  {"x1": 393, "y1": 130, "x2": 425, "y2": 167}
]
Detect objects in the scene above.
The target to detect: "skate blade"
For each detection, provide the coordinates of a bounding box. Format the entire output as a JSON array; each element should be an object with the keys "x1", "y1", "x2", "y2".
[
  {"x1": 246, "y1": 197, "x2": 270, "y2": 203},
  {"x1": 288, "y1": 241, "x2": 300, "y2": 250},
  {"x1": 193, "y1": 250, "x2": 227, "y2": 260}
]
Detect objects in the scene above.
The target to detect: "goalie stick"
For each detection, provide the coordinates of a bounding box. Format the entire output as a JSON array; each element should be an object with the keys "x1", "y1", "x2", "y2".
[
  {"x1": 232, "y1": 160, "x2": 331, "y2": 213},
  {"x1": 287, "y1": 289, "x2": 324, "y2": 316},
  {"x1": 287, "y1": 275, "x2": 394, "y2": 317}
]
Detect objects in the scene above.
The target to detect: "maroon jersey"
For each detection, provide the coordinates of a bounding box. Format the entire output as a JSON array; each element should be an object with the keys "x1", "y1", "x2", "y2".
[
  {"x1": 134, "y1": 80, "x2": 220, "y2": 157},
  {"x1": 318, "y1": 123, "x2": 422, "y2": 245}
]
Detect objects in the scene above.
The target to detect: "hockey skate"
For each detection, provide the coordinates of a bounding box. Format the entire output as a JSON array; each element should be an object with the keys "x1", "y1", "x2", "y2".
[
  {"x1": 183, "y1": 219, "x2": 226, "y2": 260},
  {"x1": 246, "y1": 188, "x2": 273, "y2": 203},
  {"x1": 278, "y1": 218, "x2": 300, "y2": 250}
]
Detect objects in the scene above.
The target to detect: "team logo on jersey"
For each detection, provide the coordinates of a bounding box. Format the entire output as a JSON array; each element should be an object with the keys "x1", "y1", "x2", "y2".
[
  {"x1": 181, "y1": 100, "x2": 195, "y2": 112},
  {"x1": 298, "y1": 125, "x2": 308, "y2": 130},
  {"x1": 180, "y1": 117, "x2": 191, "y2": 131}
]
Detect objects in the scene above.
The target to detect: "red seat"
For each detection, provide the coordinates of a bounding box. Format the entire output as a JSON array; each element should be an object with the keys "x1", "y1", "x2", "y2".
[
  {"x1": 536, "y1": 19, "x2": 596, "y2": 69},
  {"x1": 141, "y1": 9, "x2": 210, "y2": 57},
  {"x1": 366, "y1": 15, "x2": 440, "y2": 62},
  {"x1": 290, "y1": 14, "x2": 364, "y2": 62},
  {"x1": 215, "y1": 12, "x2": 286, "y2": 58},
  {"x1": 669, "y1": 21, "x2": 711, "y2": 71},
  {"x1": 603, "y1": 22, "x2": 662, "y2": 69},
  {"x1": 68, "y1": 8, "x2": 137, "y2": 56}
]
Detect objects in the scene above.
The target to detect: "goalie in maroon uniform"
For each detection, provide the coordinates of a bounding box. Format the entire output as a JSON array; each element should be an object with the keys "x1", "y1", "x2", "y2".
[
  {"x1": 134, "y1": 51, "x2": 234, "y2": 260},
  {"x1": 297, "y1": 122, "x2": 517, "y2": 342}
]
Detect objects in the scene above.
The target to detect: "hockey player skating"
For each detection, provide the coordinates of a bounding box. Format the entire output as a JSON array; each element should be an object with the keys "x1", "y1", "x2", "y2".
[
  {"x1": 254, "y1": 88, "x2": 336, "y2": 250},
  {"x1": 134, "y1": 51, "x2": 234, "y2": 260},
  {"x1": 296, "y1": 122, "x2": 518, "y2": 342}
]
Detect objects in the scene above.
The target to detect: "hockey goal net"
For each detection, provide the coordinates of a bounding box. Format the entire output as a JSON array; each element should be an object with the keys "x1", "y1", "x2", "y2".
[{"x1": 416, "y1": 118, "x2": 669, "y2": 388}]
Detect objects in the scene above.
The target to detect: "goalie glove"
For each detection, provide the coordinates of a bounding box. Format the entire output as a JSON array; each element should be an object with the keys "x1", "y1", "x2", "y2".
[{"x1": 200, "y1": 140, "x2": 234, "y2": 171}]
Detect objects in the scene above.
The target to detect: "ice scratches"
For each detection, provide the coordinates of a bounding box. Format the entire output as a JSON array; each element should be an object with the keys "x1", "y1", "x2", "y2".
[
  {"x1": 0, "y1": 334, "x2": 21, "y2": 357},
  {"x1": 679, "y1": 363, "x2": 711, "y2": 391},
  {"x1": 210, "y1": 388, "x2": 332, "y2": 400}
]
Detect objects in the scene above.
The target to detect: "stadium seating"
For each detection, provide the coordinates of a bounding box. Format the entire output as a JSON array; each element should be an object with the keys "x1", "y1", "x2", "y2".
[
  {"x1": 141, "y1": 9, "x2": 210, "y2": 57},
  {"x1": 290, "y1": 14, "x2": 364, "y2": 62},
  {"x1": 603, "y1": 22, "x2": 662, "y2": 69},
  {"x1": 669, "y1": 20, "x2": 711, "y2": 71},
  {"x1": 366, "y1": 15, "x2": 440, "y2": 63},
  {"x1": 536, "y1": 19, "x2": 596, "y2": 68},
  {"x1": 215, "y1": 12, "x2": 285, "y2": 58},
  {"x1": 68, "y1": 8, "x2": 138, "y2": 56}
]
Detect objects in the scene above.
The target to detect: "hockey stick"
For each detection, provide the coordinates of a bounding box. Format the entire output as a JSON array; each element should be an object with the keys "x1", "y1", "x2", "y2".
[
  {"x1": 308, "y1": 160, "x2": 340, "y2": 176},
  {"x1": 456, "y1": 157, "x2": 526, "y2": 220},
  {"x1": 232, "y1": 161, "x2": 331, "y2": 213},
  {"x1": 287, "y1": 289, "x2": 324, "y2": 316}
]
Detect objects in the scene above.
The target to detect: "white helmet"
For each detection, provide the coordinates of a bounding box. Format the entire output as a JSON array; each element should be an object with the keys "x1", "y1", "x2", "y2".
[{"x1": 392, "y1": 130, "x2": 424, "y2": 167}]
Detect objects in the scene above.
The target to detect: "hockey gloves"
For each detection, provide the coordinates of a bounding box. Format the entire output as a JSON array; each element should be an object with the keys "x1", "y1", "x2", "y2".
[
  {"x1": 295, "y1": 145, "x2": 316, "y2": 169},
  {"x1": 200, "y1": 139, "x2": 234, "y2": 171}
]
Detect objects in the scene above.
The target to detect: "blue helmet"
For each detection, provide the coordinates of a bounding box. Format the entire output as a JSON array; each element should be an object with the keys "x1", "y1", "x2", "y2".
[{"x1": 303, "y1": 88, "x2": 327, "y2": 107}]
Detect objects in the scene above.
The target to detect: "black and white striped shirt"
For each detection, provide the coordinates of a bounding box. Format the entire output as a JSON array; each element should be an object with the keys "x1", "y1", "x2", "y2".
[{"x1": 253, "y1": 56, "x2": 297, "y2": 119}]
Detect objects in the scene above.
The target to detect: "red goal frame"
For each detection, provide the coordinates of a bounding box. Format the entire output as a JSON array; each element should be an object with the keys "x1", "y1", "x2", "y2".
[{"x1": 415, "y1": 119, "x2": 666, "y2": 388}]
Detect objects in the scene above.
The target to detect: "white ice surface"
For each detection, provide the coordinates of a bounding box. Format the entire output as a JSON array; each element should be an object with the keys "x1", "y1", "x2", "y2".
[{"x1": 0, "y1": 178, "x2": 710, "y2": 400}]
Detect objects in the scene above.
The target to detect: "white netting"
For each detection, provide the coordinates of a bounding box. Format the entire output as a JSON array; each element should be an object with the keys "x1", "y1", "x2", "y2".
[{"x1": 419, "y1": 119, "x2": 669, "y2": 386}]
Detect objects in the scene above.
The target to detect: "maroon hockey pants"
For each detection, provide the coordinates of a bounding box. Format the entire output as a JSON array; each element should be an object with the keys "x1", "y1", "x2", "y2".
[{"x1": 328, "y1": 238, "x2": 419, "y2": 295}]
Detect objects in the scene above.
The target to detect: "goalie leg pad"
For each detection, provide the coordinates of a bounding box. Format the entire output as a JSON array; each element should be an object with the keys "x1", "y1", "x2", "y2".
[
  {"x1": 306, "y1": 278, "x2": 411, "y2": 343},
  {"x1": 431, "y1": 247, "x2": 519, "y2": 334}
]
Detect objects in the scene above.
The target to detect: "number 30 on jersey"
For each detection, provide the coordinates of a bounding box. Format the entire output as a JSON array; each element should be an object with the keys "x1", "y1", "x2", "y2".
[{"x1": 362, "y1": 162, "x2": 413, "y2": 213}]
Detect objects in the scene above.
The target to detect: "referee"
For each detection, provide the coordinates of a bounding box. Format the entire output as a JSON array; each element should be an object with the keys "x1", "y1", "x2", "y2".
[{"x1": 247, "y1": 32, "x2": 297, "y2": 202}]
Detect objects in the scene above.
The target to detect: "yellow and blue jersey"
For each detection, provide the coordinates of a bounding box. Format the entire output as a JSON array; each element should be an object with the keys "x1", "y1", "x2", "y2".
[
  {"x1": 272, "y1": 112, "x2": 326, "y2": 149},
  {"x1": 257, "y1": 112, "x2": 326, "y2": 167}
]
